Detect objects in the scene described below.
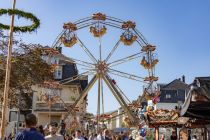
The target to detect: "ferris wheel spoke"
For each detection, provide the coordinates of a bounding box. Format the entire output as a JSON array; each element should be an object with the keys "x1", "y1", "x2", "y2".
[
  {"x1": 102, "y1": 74, "x2": 137, "y2": 122},
  {"x1": 73, "y1": 75, "x2": 98, "y2": 107},
  {"x1": 136, "y1": 39, "x2": 145, "y2": 47},
  {"x1": 103, "y1": 73, "x2": 131, "y2": 103},
  {"x1": 105, "y1": 40, "x2": 121, "y2": 63},
  {"x1": 81, "y1": 67, "x2": 96, "y2": 72},
  {"x1": 63, "y1": 75, "x2": 98, "y2": 121},
  {"x1": 132, "y1": 28, "x2": 148, "y2": 45},
  {"x1": 77, "y1": 37, "x2": 98, "y2": 63},
  {"x1": 52, "y1": 29, "x2": 66, "y2": 48},
  {"x1": 65, "y1": 60, "x2": 93, "y2": 68},
  {"x1": 98, "y1": 21, "x2": 102, "y2": 61},
  {"x1": 108, "y1": 52, "x2": 144, "y2": 67},
  {"x1": 108, "y1": 68, "x2": 148, "y2": 83},
  {"x1": 64, "y1": 57, "x2": 95, "y2": 68},
  {"x1": 59, "y1": 70, "x2": 92, "y2": 85}
]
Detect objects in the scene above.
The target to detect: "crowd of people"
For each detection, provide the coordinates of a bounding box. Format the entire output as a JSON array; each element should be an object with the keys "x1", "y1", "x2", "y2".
[
  {"x1": 6, "y1": 113, "x2": 196, "y2": 140},
  {"x1": 6, "y1": 113, "x2": 143, "y2": 140}
]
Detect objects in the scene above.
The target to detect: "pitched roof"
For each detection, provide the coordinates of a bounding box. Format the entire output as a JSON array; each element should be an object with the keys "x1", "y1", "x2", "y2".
[
  {"x1": 194, "y1": 77, "x2": 210, "y2": 87},
  {"x1": 181, "y1": 77, "x2": 210, "y2": 120},
  {"x1": 161, "y1": 79, "x2": 189, "y2": 90}
]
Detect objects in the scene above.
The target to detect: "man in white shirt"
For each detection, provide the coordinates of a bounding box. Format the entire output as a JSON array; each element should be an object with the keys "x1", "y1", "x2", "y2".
[
  {"x1": 74, "y1": 130, "x2": 85, "y2": 140},
  {"x1": 45, "y1": 122, "x2": 64, "y2": 140},
  {"x1": 96, "y1": 129, "x2": 105, "y2": 140}
]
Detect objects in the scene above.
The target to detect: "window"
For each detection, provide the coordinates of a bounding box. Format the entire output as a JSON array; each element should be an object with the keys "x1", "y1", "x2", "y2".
[
  {"x1": 9, "y1": 111, "x2": 25, "y2": 122},
  {"x1": 51, "y1": 57, "x2": 59, "y2": 65},
  {"x1": 166, "y1": 94, "x2": 171, "y2": 99},
  {"x1": 54, "y1": 58, "x2": 59, "y2": 64},
  {"x1": 54, "y1": 67, "x2": 62, "y2": 79}
]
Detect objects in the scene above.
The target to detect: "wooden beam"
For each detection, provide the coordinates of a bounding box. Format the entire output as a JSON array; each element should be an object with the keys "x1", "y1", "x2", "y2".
[{"x1": 0, "y1": 0, "x2": 16, "y2": 139}]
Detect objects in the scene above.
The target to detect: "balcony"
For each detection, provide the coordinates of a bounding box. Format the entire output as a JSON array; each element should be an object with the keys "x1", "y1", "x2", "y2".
[{"x1": 34, "y1": 102, "x2": 72, "y2": 112}]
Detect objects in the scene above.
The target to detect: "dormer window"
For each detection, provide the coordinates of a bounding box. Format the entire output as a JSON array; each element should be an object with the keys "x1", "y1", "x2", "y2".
[
  {"x1": 54, "y1": 66, "x2": 62, "y2": 79},
  {"x1": 54, "y1": 58, "x2": 59, "y2": 64},
  {"x1": 51, "y1": 57, "x2": 59, "y2": 65},
  {"x1": 166, "y1": 94, "x2": 171, "y2": 99},
  {"x1": 41, "y1": 55, "x2": 48, "y2": 62}
]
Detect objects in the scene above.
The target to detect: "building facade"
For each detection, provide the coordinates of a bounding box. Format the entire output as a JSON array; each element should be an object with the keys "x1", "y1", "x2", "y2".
[
  {"x1": 156, "y1": 76, "x2": 189, "y2": 110},
  {"x1": 32, "y1": 47, "x2": 88, "y2": 126}
]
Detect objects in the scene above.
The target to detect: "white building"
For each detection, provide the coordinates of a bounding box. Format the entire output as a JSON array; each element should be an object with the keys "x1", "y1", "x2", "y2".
[{"x1": 32, "y1": 47, "x2": 88, "y2": 126}]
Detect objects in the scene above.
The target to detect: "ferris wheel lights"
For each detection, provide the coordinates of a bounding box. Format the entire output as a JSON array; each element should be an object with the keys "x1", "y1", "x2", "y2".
[
  {"x1": 63, "y1": 22, "x2": 77, "y2": 31},
  {"x1": 122, "y1": 21, "x2": 136, "y2": 29},
  {"x1": 120, "y1": 34, "x2": 137, "y2": 45},
  {"x1": 92, "y1": 12, "x2": 106, "y2": 20},
  {"x1": 90, "y1": 26, "x2": 107, "y2": 37},
  {"x1": 141, "y1": 45, "x2": 156, "y2": 52}
]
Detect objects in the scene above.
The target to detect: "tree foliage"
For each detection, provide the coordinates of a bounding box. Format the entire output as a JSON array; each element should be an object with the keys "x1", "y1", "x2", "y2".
[{"x1": 0, "y1": 30, "x2": 53, "y2": 109}]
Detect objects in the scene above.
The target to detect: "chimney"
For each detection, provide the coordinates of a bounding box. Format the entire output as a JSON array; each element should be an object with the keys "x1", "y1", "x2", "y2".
[
  {"x1": 56, "y1": 47, "x2": 62, "y2": 54},
  {"x1": 182, "y1": 75, "x2": 185, "y2": 83}
]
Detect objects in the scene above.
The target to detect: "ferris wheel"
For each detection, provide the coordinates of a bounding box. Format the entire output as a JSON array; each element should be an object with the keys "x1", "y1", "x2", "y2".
[{"x1": 51, "y1": 13, "x2": 159, "y2": 127}]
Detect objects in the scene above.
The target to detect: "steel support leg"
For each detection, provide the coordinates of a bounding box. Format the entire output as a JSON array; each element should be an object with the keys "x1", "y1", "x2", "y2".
[{"x1": 102, "y1": 74, "x2": 137, "y2": 123}]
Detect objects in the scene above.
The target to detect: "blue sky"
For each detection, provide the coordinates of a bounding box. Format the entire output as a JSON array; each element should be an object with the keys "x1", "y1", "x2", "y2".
[{"x1": 1, "y1": 0, "x2": 210, "y2": 114}]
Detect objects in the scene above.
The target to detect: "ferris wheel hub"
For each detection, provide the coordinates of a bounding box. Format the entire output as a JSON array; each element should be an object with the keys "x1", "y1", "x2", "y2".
[{"x1": 95, "y1": 60, "x2": 108, "y2": 74}]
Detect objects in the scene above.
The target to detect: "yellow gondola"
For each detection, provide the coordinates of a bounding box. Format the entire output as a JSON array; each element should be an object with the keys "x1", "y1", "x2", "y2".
[
  {"x1": 60, "y1": 36, "x2": 77, "y2": 47},
  {"x1": 120, "y1": 34, "x2": 137, "y2": 46},
  {"x1": 90, "y1": 26, "x2": 107, "y2": 37},
  {"x1": 141, "y1": 58, "x2": 159, "y2": 69},
  {"x1": 122, "y1": 21, "x2": 136, "y2": 29}
]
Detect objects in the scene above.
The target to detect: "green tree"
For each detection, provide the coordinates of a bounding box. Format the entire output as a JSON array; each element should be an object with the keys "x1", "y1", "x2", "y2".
[{"x1": 0, "y1": 30, "x2": 53, "y2": 110}]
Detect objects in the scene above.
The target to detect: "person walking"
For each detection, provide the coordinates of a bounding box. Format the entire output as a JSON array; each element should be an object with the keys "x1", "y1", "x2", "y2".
[
  {"x1": 160, "y1": 134, "x2": 165, "y2": 140},
  {"x1": 191, "y1": 135, "x2": 197, "y2": 140},
  {"x1": 60, "y1": 120, "x2": 66, "y2": 136},
  {"x1": 103, "y1": 129, "x2": 111, "y2": 140},
  {"x1": 45, "y1": 122, "x2": 64, "y2": 140},
  {"x1": 170, "y1": 130, "x2": 177, "y2": 140},
  {"x1": 14, "y1": 113, "x2": 45, "y2": 140},
  {"x1": 74, "y1": 130, "x2": 85, "y2": 140}
]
